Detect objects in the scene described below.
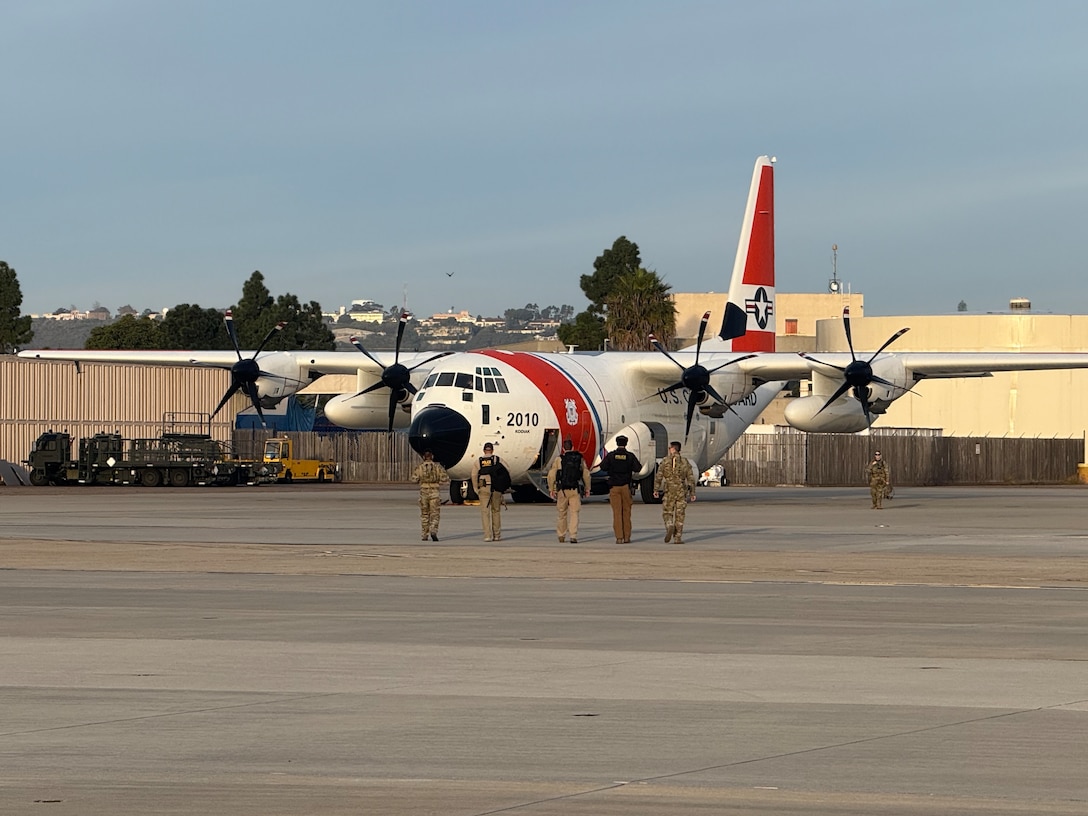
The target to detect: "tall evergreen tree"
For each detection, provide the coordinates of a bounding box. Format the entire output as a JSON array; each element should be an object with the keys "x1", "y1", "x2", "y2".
[
  {"x1": 85, "y1": 314, "x2": 162, "y2": 349},
  {"x1": 0, "y1": 260, "x2": 34, "y2": 352},
  {"x1": 605, "y1": 267, "x2": 675, "y2": 351},
  {"x1": 158, "y1": 304, "x2": 231, "y2": 349},
  {"x1": 231, "y1": 270, "x2": 276, "y2": 348}
]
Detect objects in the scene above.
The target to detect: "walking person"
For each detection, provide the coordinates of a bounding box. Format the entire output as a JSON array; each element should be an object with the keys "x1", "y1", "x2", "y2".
[
  {"x1": 867, "y1": 450, "x2": 889, "y2": 510},
  {"x1": 410, "y1": 449, "x2": 449, "y2": 541},
  {"x1": 471, "y1": 442, "x2": 505, "y2": 541},
  {"x1": 652, "y1": 441, "x2": 697, "y2": 543},
  {"x1": 599, "y1": 435, "x2": 641, "y2": 544},
  {"x1": 547, "y1": 438, "x2": 591, "y2": 543}
]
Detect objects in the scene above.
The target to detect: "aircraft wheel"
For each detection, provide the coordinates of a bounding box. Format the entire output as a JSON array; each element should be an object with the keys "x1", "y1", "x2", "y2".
[
  {"x1": 511, "y1": 484, "x2": 543, "y2": 503},
  {"x1": 639, "y1": 471, "x2": 661, "y2": 504}
]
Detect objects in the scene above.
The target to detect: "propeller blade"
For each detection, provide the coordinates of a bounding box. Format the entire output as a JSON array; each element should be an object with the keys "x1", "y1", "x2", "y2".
[
  {"x1": 393, "y1": 311, "x2": 409, "y2": 365},
  {"x1": 241, "y1": 381, "x2": 268, "y2": 428},
  {"x1": 406, "y1": 351, "x2": 454, "y2": 372},
  {"x1": 798, "y1": 352, "x2": 847, "y2": 374},
  {"x1": 253, "y1": 321, "x2": 287, "y2": 356},
  {"x1": 648, "y1": 333, "x2": 684, "y2": 371},
  {"x1": 684, "y1": 393, "x2": 698, "y2": 440},
  {"x1": 224, "y1": 310, "x2": 243, "y2": 361},
  {"x1": 349, "y1": 336, "x2": 388, "y2": 369},
  {"x1": 651, "y1": 382, "x2": 685, "y2": 399},
  {"x1": 211, "y1": 381, "x2": 242, "y2": 420},
  {"x1": 813, "y1": 381, "x2": 854, "y2": 417},
  {"x1": 705, "y1": 353, "x2": 757, "y2": 376},
  {"x1": 693, "y1": 310, "x2": 711, "y2": 365},
  {"x1": 866, "y1": 327, "x2": 910, "y2": 362},
  {"x1": 703, "y1": 384, "x2": 727, "y2": 405},
  {"x1": 842, "y1": 306, "x2": 857, "y2": 362},
  {"x1": 386, "y1": 392, "x2": 398, "y2": 433}
]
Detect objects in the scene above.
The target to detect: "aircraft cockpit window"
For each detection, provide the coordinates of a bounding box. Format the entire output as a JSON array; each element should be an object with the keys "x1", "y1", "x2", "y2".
[
  {"x1": 424, "y1": 373, "x2": 439, "y2": 388},
  {"x1": 472, "y1": 366, "x2": 508, "y2": 393},
  {"x1": 454, "y1": 373, "x2": 473, "y2": 389},
  {"x1": 436, "y1": 372, "x2": 456, "y2": 387}
]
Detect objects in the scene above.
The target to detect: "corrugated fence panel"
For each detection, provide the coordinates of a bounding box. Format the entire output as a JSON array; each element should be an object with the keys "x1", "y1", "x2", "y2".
[{"x1": 2, "y1": 358, "x2": 242, "y2": 464}]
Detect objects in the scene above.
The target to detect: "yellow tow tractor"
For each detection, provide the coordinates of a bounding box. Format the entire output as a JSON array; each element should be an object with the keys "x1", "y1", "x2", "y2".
[{"x1": 262, "y1": 436, "x2": 339, "y2": 483}]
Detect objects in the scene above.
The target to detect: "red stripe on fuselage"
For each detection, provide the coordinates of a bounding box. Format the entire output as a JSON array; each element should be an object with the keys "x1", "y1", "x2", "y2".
[{"x1": 476, "y1": 350, "x2": 598, "y2": 464}]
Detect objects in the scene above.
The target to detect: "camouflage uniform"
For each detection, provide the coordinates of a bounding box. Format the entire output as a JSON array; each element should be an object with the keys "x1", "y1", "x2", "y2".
[
  {"x1": 410, "y1": 458, "x2": 449, "y2": 539},
  {"x1": 867, "y1": 457, "x2": 889, "y2": 509},
  {"x1": 653, "y1": 451, "x2": 697, "y2": 543}
]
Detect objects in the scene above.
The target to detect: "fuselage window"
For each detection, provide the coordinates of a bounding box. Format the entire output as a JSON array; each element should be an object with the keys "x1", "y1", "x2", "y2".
[
  {"x1": 484, "y1": 379, "x2": 498, "y2": 393},
  {"x1": 424, "y1": 373, "x2": 439, "y2": 388},
  {"x1": 475, "y1": 376, "x2": 484, "y2": 391},
  {"x1": 436, "y1": 372, "x2": 455, "y2": 387},
  {"x1": 455, "y1": 372, "x2": 473, "y2": 389},
  {"x1": 496, "y1": 379, "x2": 509, "y2": 393}
]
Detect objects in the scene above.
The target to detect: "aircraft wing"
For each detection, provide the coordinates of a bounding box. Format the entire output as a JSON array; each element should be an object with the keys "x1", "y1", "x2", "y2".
[
  {"x1": 732, "y1": 352, "x2": 1088, "y2": 381},
  {"x1": 16, "y1": 348, "x2": 437, "y2": 375}
]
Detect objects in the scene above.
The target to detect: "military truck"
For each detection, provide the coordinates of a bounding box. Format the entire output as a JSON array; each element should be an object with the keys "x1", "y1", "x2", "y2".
[
  {"x1": 262, "y1": 436, "x2": 339, "y2": 483},
  {"x1": 25, "y1": 430, "x2": 276, "y2": 487}
]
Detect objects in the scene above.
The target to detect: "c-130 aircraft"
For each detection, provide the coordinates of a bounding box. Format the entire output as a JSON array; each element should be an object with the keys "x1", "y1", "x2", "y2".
[{"x1": 23, "y1": 156, "x2": 1088, "y2": 502}]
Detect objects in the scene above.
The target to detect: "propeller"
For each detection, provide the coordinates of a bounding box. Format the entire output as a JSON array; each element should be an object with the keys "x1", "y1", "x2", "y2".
[
  {"x1": 206, "y1": 309, "x2": 287, "y2": 428},
  {"x1": 648, "y1": 310, "x2": 756, "y2": 439},
  {"x1": 800, "y1": 306, "x2": 910, "y2": 428},
  {"x1": 349, "y1": 311, "x2": 452, "y2": 432}
]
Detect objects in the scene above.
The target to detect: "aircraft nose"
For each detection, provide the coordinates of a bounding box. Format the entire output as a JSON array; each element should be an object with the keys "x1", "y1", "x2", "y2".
[{"x1": 408, "y1": 406, "x2": 472, "y2": 468}]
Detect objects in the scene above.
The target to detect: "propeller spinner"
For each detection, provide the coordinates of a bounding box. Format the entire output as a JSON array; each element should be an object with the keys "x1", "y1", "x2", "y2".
[
  {"x1": 349, "y1": 311, "x2": 452, "y2": 432},
  {"x1": 649, "y1": 310, "x2": 755, "y2": 439},
  {"x1": 801, "y1": 306, "x2": 910, "y2": 428},
  {"x1": 206, "y1": 309, "x2": 287, "y2": 428}
]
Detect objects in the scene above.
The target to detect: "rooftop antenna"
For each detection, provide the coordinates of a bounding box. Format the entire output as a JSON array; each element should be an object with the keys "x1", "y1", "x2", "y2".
[{"x1": 828, "y1": 244, "x2": 841, "y2": 294}]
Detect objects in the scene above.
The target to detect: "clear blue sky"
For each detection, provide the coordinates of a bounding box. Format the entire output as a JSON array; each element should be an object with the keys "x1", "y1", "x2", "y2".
[{"x1": 4, "y1": 1, "x2": 1087, "y2": 319}]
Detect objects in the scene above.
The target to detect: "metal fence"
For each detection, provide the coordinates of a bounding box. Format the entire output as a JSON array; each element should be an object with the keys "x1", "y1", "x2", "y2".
[
  {"x1": 723, "y1": 430, "x2": 1084, "y2": 486},
  {"x1": 229, "y1": 429, "x2": 1084, "y2": 486}
]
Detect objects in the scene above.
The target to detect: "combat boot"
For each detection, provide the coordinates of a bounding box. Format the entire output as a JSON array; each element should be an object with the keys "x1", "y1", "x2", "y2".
[{"x1": 664, "y1": 525, "x2": 674, "y2": 543}]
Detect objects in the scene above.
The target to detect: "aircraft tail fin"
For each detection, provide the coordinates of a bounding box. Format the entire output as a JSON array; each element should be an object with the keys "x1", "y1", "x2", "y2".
[{"x1": 719, "y1": 155, "x2": 775, "y2": 352}]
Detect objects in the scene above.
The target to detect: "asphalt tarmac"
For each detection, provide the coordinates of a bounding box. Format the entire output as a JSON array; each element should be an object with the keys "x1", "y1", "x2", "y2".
[{"x1": 2, "y1": 484, "x2": 1087, "y2": 815}]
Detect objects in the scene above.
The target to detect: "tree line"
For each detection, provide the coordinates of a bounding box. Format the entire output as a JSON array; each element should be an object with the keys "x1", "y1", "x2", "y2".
[{"x1": 2, "y1": 243, "x2": 677, "y2": 354}]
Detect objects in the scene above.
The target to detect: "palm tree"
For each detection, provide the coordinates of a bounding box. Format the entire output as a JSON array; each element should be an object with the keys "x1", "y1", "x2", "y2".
[{"x1": 605, "y1": 267, "x2": 676, "y2": 351}]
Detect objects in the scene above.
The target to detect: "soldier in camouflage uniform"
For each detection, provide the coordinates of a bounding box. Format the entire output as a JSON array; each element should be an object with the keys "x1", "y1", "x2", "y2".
[
  {"x1": 652, "y1": 441, "x2": 697, "y2": 544},
  {"x1": 410, "y1": 450, "x2": 449, "y2": 540},
  {"x1": 866, "y1": 450, "x2": 888, "y2": 510}
]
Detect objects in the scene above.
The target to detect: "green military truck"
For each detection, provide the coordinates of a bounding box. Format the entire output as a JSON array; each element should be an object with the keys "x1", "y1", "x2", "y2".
[{"x1": 25, "y1": 430, "x2": 275, "y2": 487}]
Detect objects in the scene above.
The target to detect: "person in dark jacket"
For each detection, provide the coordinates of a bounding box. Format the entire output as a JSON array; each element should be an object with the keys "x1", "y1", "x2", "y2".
[{"x1": 599, "y1": 435, "x2": 641, "y2": 544}]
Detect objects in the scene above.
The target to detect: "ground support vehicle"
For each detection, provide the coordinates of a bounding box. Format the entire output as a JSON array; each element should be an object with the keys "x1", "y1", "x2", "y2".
[
  {"x1": 262, "y1": 437, "x2": 339, "y2": 483},
  {"x1": 25, "y1": 431, "x2": 276, "y2": 487}
]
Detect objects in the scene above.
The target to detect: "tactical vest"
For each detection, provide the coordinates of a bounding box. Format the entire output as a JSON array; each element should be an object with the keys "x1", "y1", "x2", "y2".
[
  {"x1": 477, "y1": 455, "x2": 497, "y2": 485},
  {"x1": 605, "y1": 451, "x2": 634, "y2": 486},
  {"x1": 558, "y1": 451, "x2": 584, "y2": 490}
]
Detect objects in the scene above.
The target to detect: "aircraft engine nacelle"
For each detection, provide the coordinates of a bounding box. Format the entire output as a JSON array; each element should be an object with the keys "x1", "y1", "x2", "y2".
[
  {"x1": 783, "y1": 396, "x2": 871, "y2": 433},
  {"x1": 323, "y1": 391, "x2": 412, "y2": 430},
  {"x1": 255, "y1": 353, "x2": 311, "y2": 402},
  {"x1": 602, "y1": 423, "x2": 660, "y2": 480}
]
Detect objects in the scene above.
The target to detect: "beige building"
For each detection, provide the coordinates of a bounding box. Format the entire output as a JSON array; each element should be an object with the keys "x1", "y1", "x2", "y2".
[
  {"x1": 814, "y1": 313, "x2": 1088, "y2": 439},
  {"x1": 673, "y1": 292, "x2": 1088, "y2": 441}
]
